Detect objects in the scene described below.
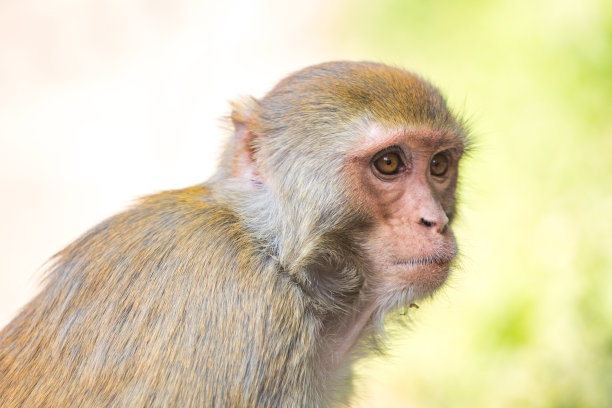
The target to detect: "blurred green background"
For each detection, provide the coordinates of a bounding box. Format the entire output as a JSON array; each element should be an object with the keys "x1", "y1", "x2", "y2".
[{"x1": 337, "y1": 0, "x2": 612, "y2": 406}]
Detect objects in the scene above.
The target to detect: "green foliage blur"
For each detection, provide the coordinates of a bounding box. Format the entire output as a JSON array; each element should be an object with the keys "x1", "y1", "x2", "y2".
[{"x1": 336, "y1": 0, "x2": 612, "y2": 406}]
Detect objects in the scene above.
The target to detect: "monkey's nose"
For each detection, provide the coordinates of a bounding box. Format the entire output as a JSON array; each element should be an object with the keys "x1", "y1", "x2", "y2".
[{"x1": 419, "y1": 215, "x2": 448, "y2": 234}]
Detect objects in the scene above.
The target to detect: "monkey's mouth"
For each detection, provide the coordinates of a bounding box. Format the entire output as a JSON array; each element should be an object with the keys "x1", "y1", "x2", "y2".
[
  {"x1": 393, "y1": 256, "x2": 453, "y2": 267},
  {"x1": 393, "y1": 243, "x2": 457, "y2": 268},
  {"x1": 390, "y1": 253, "x2": 455, "y2": 296}
]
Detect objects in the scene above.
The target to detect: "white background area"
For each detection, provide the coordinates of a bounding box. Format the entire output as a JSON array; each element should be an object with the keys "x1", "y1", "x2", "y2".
[{"x1": 0, "y1": 0, "x2": 352, "y2": 326}]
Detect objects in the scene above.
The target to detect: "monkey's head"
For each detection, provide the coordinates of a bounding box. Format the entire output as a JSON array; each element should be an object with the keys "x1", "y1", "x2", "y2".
[{"x1": 222, "y1": 61, "x2": 468, "y2": 313}]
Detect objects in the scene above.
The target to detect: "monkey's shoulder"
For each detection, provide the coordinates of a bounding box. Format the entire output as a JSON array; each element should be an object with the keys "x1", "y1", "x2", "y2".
[
  {"x1": 138, "y1": 184, "x2": 237, "y2": 227},
  {"x1": 55, "y1": 184, "x2": 256, "y2": 281},
  {"x1": 74, "y1": 184, "x2": 241, "y2": 245}
]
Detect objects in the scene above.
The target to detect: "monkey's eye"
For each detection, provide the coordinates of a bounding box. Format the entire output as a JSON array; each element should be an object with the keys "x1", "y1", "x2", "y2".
[
  {"x1": 373, "y1": 151, "x2": 404, "y2": 176},
  {"x1": 430, "y1": 152, "x2": 449, "y2": 177}
]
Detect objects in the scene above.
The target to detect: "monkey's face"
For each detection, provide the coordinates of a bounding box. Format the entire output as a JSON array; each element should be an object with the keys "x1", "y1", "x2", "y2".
[{"x1": 347, "y1": 123, "x2": 464, "y2": 302}]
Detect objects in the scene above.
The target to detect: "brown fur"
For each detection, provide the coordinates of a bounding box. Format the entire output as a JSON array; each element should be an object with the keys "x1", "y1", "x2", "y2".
[{"x1": 0, "y1": 61, "x2": 468, "y2": 407}]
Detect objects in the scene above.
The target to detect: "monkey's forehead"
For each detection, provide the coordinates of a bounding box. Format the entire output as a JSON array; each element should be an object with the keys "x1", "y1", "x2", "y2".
[
  {"x1": 260, "y1": 61, "x2": 461, "y2": 131},
  {"x1": 347, "y1": 123, "x2": 466, "y2": 160}
]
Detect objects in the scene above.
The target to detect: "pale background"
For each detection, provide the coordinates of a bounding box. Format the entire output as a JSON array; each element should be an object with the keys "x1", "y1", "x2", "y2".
[
  {"x1": 1, "y1": 1, "x2": 611, "y2": 406},
  {"x1": 0, "y1": 0, "x2": 346, "y2": 324}
]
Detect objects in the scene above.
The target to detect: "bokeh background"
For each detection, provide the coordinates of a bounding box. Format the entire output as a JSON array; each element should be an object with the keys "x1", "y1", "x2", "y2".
[{"x1": 1, "y1": 0, "x2": 610, "y2": 406}]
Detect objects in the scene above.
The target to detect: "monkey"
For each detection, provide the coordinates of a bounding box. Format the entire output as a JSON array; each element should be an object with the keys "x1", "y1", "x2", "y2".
[{"x1": 0, "y1": 61, "x2": 468, "y2": 407}]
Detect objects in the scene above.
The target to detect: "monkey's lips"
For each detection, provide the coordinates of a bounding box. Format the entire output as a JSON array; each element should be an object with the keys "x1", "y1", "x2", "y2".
[
  {"x1": 390, "y1": 252, "x2": 456, "y2": 296},
  {"x1": 393, "y1": 255, "x2": 454, "y2": 268},
  {"x1": 389, "y1": 236, "x2": 457, "y2": 270}
]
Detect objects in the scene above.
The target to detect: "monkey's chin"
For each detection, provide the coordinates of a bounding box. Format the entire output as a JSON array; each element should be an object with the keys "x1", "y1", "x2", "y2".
[{"x1": 391, "y1": 257, "x2": 452, "y2": 300}]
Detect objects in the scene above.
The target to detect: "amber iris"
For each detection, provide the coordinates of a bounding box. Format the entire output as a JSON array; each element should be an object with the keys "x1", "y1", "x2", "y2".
[
  {"x1": 430, "y1": 153, "x2": 449, "y2": 176},
  {"x1": 374, "y1": 152, "x2": 402, "y2": 175}
]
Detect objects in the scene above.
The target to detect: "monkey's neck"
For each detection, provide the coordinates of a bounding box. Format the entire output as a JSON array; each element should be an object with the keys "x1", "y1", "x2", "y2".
[
  {"x1": 213, "y1": 182, "x2": 376, "y2": 365},
  {"x1": 321, "y1": 297, "x2": 378, "y2": 374},
  {"x1": 337, "y1": 300, "x2": 377, "y2": 360}
]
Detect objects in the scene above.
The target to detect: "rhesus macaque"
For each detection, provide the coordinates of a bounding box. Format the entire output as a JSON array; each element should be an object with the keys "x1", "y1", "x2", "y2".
[{"x1": 0, "y1": 61, "x2": 468, "y2": 407}]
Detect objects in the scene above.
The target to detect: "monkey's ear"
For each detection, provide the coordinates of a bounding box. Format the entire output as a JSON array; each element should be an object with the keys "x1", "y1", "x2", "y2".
[{"x1": 230, "y1": 101, "x2": 263, "y2": 183}]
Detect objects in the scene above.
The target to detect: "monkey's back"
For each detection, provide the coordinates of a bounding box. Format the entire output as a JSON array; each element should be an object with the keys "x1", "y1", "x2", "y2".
[{"x1": 0, "y1": 185, "x2": 321, "y2": 407}]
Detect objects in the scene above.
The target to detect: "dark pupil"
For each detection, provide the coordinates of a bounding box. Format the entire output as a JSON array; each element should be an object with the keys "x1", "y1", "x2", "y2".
[
  {"x1": 374, "y1": 152, "x2": 400, "y2": 175},
  {"x1": 431, "y1": 153, "x2": 448, "y2": 176}
]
